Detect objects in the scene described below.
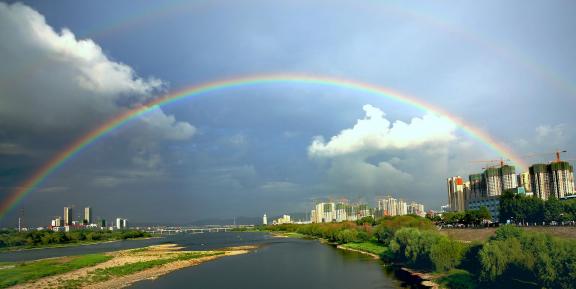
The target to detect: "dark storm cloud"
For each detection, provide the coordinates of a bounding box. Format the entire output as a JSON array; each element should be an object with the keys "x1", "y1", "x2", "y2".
[{"x1": 1, "y1": 0, "x2": 575, "y2": 225}]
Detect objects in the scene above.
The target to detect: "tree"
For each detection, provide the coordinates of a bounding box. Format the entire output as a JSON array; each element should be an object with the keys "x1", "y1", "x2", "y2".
[
  {"x1": 478, "y1": 206, "x2": 492, "y2": 223},
  {"x1": 544, "y1": 197, "x2": 563, "y2": 223}
]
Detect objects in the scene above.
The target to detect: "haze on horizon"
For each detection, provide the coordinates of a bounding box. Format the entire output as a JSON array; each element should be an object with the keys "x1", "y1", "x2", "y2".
[{"x1": 0, "y1": 0, "x2": 575, "y2": 226}]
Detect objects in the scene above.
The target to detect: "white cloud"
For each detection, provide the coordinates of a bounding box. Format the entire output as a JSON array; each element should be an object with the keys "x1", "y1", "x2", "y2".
[
  {"x1": 0, "y1": 3, "x2": 194, "y2": 141},
  {"x1": 308, "y1": 104, "x2": 457, "y2": 157}
]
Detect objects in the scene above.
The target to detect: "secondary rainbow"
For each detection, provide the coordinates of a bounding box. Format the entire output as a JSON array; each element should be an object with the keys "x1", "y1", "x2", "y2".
[{"x1": 0, "y1": 74, "x2": 528, "y2": 219}]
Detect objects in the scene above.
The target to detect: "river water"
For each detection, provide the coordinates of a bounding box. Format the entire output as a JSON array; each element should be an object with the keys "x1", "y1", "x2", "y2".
[{"x1": 0, "y1": 232, "x2": 416, "y2": 288}]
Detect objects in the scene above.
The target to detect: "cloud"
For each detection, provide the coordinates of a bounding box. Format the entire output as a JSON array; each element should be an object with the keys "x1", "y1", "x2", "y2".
[
  {"x1": 259, "y1": 181, "x2": 300, "y2": 193},
  {"x1": 0, "y1": 2, "x2": 193, "y2": 140},
  {"x1": 514, "y1": 124, "x2": 572, "y2": 156},
  {"x1": 0, "y1": 143, "x2": 33, "y2": 156},
  {"x1": 308, "y1": 104, "x2": 456, "y2": 157}
]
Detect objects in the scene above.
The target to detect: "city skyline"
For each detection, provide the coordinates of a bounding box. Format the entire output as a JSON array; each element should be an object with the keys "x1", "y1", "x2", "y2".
[{"x1": 1, "y1": 1, "x2": 576, "y2": 225}]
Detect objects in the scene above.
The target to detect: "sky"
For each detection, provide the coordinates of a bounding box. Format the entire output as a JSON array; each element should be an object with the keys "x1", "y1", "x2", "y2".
[{"x1": 0, "y1": 0, "x2": 575, "y2": 226}]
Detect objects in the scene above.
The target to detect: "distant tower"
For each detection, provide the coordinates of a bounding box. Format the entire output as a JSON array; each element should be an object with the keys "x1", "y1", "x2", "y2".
[
  {"x1": 64, "y1": 206, "x2": 73, "y2": 225},
  {"x1": 262, "y1": 214, "x2": 268, "y2": 225},
  {"x1": 84, "y1": 207, "x2": 92, "y2": 225},
  {"x1": 18, "y1": 208, "x2": 24, "y2": 232}
]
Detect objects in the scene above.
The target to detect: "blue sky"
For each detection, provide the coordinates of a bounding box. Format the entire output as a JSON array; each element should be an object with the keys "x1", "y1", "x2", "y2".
[{"x1": 0, "y1": 0, "x2": 575, "y2": 225}]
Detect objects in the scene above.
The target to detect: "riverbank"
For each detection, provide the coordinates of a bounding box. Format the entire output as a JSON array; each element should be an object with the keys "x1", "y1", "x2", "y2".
[
  {"x1": 4, "y1": 244, "x2": 256, "y2": 289},
  {"x1": 0, "y1": 236, "x2": 161, "y2": 253},
  {"x1": 0, "y1": 230, "x2": 154, "y2": 253},
  {"x1": 271, "y1": 231, "x2": 440, "y2": 288}
]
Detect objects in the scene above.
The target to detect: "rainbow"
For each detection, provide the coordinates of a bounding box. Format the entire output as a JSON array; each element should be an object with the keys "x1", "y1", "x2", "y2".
[{"x1": 0, "y1": 74, "x2": 528, "y2": 219}]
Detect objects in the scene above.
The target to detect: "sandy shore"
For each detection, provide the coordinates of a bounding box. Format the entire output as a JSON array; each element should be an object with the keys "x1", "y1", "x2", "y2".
[{"x1": 10, "y1": 244, "x2": 256, "y2": 289}]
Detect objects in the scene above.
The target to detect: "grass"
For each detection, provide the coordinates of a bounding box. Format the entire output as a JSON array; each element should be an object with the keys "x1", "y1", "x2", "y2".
[
  {"x1": 436, "y1": 269, "x2": 477, "y2": 289},
  {"x1": 340, "y1": 241, "x2": 389, "y2": 256},
  {"x1": 0, "y1": 254, "x2": 112, "y2": 288},
  {"x1": 440, "y1": 226, "x2": 576, "y2": 242},
  {"x1": 282, "y1": 232, "x2": 307, "y2": 238},
  {"x1": 61, "y1": 251, "x2": 225, "y2": 289}
]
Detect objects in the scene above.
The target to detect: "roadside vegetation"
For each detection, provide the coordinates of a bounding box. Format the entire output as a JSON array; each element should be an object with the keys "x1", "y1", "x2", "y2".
[
  {"x1": 0, "y1": 253, "x2": 112, "y2": 288},
  {"x1": 0, "y1": 229, "x2": 151, "y2": 250},
  {"x1": 264, "y1": 215, "x2": 576, "y2": 289},
  {"x1": 499, "y1": 189, "x2": 576, "y2": 224}
]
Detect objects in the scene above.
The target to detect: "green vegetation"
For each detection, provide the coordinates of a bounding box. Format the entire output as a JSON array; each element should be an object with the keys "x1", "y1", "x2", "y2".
[
  {"x1": 61, "y1": 251, "x2": 224, "y2": 289},
  {"x1": 500, "y1": 189, "x2": 576, "y2": 223},
  {"x1": 266, "y1": 215, "x2": 576, "y2": 289},
  {"x1": 437, "y1": 206, "x2": 492, "y2": 226},
  {"x1": 478, "y1": 225, "x2": 576, "y2": 288},
  {"x1": 389, "y1": 227, "x2": 468, "y2": 272},
  {"x1": 0, "y1": 253, "x2": 112, "y2": 288},
  {"x1": 0, "y1": 229, "x2": 152, "y2": 250},
  {"x1": 436, "y1": 269, "x2": 477, "y2": 289},
  {"x1": 340, "y1": 241, "x2": 389, "y2": 256}
]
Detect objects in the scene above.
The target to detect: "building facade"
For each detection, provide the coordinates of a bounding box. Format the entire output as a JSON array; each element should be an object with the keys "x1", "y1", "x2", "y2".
[
  {"x1": 447, "y1": 176, "x2": 465, "y2": 212},
  {"x1": 84, "y1": 207, "x2": 92, "y2": 224},
  {"x1": 64, "y1": 207, "x2": 73, "y2": 225},
  {"x1": 530, "y1": 162, "x2": 575, "y2": 200}
]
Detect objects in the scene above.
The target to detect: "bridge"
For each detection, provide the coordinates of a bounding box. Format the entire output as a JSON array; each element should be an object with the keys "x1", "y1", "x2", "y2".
[{"x1": 142, "y1": 225, "x2": 254, "y2": 235}]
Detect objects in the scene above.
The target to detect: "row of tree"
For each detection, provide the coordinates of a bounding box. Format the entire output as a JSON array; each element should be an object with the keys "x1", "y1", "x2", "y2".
[
  {"x1": 429, "y1": 206, "x2": 492, "y2": 226},
  {"x1": 266, "y1": 215, "x2": 576, "y2": 288},
  {"x1": 500, "y1": 189, "x2": 576, "y2": 223},
  {"x1": 0, "y1": 229, "x2": 151, "y2": 248}
]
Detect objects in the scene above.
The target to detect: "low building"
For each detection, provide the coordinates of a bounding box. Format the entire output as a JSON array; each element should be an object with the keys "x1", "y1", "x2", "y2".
[
  {"x1": 467, "y1": 196, "x2": 499, "y2": 222},
  {"x1": 273, "y1": 214, "x2": 292, "y2": 225}
]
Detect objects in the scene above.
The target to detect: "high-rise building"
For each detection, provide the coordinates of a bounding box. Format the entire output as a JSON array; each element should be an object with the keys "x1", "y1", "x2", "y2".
[
  {"x1": 396, "y1": 199, "x2": 408, "y2": 216},
  {"x1": 484, "y1": 168, "x2": 501, "y2": 196},
  {"x1": 262, "y1": 214, "x2": 268, "y2": 225},
  {"x1": 407, "y1": 202, "x2": 425, "y2": 217},
  {"x1": 481, "y1": 165, "x2": 517, "y2": 197},
  {"x1": 501, "y1": 165, "x2": 518, "y2": 191},
  {"x1": 335, "y1": 203, "x2": 348, "y2": 222},
  {"x1": 64, "y1": 207, "x2": 73, "y2": 225},
  {"x1": 121, "y1": 219, "x2": 128, "y2": 228},
  {"x1": 518, "y1": 171, "x2": 532, "y2": 192},
  {"x1": 51, "y1": 217, "x2": 63, "y2": 227},
  {"x1": 84, "y1": 207, "x2": 92, "y2": 225},
  {"x1": 310, "y1": 209, "x2": 316, "y2": 223},
  {"x1": 313, "y1": 202, "x2": 336, "y2": 223},
  {"x1": 530, "y1": 162, "x2": 575, "y2": 200},
  {"x1": 447, "y1": 177, "x2": 465, "y2": 212},
  {"x1": 378, "y1": 196, "x2": 398, "y2": 216},
  {"x1": 530, "y1": 164, "x2": 549, "y2": 199},
  {"x1": 468, "y1": 174, "x2": 485, "y2": 199},
  {"x1": 549, "y1": 161, "x2": 575, "y2": 198},
  {"x1": 116, "y1": 218, "x2": 124, "y2": 229}
]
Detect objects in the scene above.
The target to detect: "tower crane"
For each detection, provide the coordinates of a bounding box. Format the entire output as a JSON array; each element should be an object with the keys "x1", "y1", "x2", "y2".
[
  {"x1": 521, "y1": 149, "x2": 567, "y2": 163},
  {"x1": 469, "y1": 158, "x2": 510, "y2": 169}
]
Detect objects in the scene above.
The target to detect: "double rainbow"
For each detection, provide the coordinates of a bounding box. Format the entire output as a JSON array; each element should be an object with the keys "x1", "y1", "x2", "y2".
[{"x1": 0, "y1": 74, "x2": 527, "y2": 219}]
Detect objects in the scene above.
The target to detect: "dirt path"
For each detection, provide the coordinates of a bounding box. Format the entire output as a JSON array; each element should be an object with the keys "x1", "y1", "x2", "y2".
[{"x1": 10, "y1": 244, "x2": 256, "y2": 289}]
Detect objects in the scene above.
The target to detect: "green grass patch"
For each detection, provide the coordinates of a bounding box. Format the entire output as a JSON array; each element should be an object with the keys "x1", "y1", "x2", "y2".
[
  {"x1": 282, "y1": 232, "x2": 307, "y2": 238},
  {"x1": 341, "y1": 241, "x2": 389, "y2": 256},
  {"x1": 436, "y1": 269, "x2": 477, "y2": 289},
  {"x1": 61, "y1": 251, "x2": 225, "y2": 289},
  {"x1": 0, "y1": 254, "x2": 112, "y2": 288}
]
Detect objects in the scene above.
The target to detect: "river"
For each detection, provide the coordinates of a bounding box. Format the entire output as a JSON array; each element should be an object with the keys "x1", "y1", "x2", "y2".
[{"x1": 0, "y1": 232, "x2": 418, "y2": 288}]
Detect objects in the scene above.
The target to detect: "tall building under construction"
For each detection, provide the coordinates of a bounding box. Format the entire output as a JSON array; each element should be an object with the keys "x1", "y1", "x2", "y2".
[
  {"x1": 530, "y1": 161, "x2": 575, "y2": 200},
  {"x1": 483, "y1": 165, "x2": 517, "y2": 196}
]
